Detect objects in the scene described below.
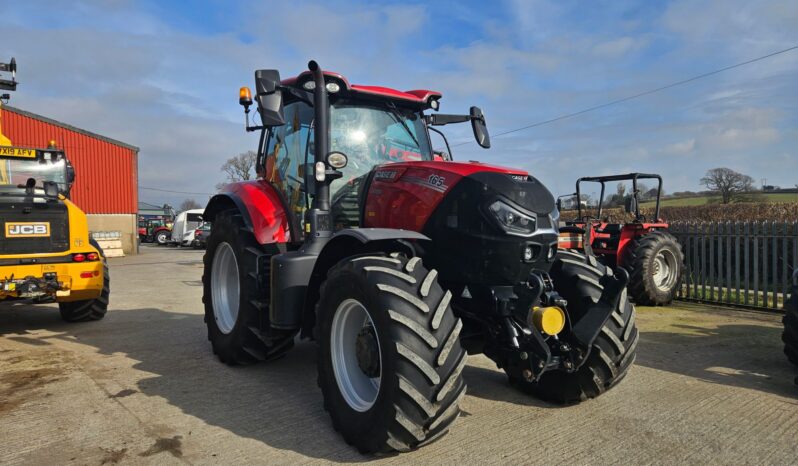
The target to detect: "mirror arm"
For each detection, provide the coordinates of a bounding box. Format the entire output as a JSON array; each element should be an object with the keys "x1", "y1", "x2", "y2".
[
  {"x1": 276, "y1": 85, "x2": 313, "y2": 106},
  {"x1": 424, "y1": 114, "x2": 473, "y2": 126}
]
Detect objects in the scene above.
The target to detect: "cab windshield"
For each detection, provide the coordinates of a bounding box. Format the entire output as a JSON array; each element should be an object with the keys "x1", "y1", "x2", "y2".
[
  {"x1": 263, "y1": 99, "x2": 432, "y2": 231},
  {"x1": 330, "y1": 101, "x2": 432, "y2": 181},
  {"x1": 328, "y1": 101, "x2": 431, "y2": 228},
  {"x1": 0, "y1": 157, "x2": 68, "y2": 193}
]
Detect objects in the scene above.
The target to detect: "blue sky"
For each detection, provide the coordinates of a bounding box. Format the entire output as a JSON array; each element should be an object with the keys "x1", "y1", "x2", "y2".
[{"x1": 3, "y1": 0, "x2": 797, "y2": 207}]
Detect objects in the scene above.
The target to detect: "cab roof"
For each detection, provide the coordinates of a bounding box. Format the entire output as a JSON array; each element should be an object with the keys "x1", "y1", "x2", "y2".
[{"x1": 281, "y1": 70, "x2": 442, "y2": 108}]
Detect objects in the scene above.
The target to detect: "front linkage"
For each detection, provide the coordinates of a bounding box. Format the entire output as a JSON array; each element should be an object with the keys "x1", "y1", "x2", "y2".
[{"x1": 479, "y1": 266, "x2": 629, "y2": 384}]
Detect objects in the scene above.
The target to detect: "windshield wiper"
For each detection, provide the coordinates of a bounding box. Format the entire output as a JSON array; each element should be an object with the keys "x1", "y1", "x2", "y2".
[{"x1": 385, "y1": 103, "x2": 421, "y2": 149}]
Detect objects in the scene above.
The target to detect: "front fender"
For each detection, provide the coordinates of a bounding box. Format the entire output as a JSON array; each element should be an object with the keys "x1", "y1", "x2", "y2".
[
  {"x1": 204, "y1": 181, "x2": 291, "y2": 245},
  {"x1": 298, "y1": 228, "x2": 430, "y2": 338}
]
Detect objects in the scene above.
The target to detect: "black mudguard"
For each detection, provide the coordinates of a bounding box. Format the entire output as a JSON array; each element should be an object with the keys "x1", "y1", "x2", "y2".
[{"x1": 271, "y1": 228, "x2": 430, "y2": 337}]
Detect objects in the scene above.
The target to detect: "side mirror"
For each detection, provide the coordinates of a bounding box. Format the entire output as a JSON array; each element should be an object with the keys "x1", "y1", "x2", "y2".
[
  {"x1": 556, "y1": 198, "x2": 562, "y2": 211},
  {"x1": 66, "y1": 164, "x2": 76, "y2": 184},
  {"x1": 254, "y1": 69, "x2": 285, "y2": 126},
  {"x1": 470, "y1": 106, "x2": 490, "y2": 149},
  {"x1": 624, "y1": 196, "x2": 637, "y2": 214}
]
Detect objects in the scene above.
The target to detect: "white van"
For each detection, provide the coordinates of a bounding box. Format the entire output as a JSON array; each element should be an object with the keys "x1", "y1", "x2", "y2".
[{"x1": 170, "y1": 209, "x2": 205, "y2": 246}]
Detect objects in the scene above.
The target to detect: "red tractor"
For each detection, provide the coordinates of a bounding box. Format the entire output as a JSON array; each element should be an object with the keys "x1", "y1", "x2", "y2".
[
  {"x1": 202, "y1": 61, "x2": 638, "y2": 453},
  {"x1": 137, "y1": 217, "x2": 172, "y2": 245},
  {"x1": 558, "y1": 173, "x2": 684, "y2": 305}
]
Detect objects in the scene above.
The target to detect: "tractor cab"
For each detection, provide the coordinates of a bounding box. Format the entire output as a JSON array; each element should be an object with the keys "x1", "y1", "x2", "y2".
[
  {"x1": 236, "y1": 69, "x2": 489, "y2": 235},
  {"x1": 0, "y1": 144, "x2": 75, "y2": 199}
]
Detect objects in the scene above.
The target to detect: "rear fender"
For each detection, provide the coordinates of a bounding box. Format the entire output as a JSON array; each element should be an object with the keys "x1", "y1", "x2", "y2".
[
  {"x1": 297, "y1": 228, "x2": 431, "y2": 338},
  {"x1": 616, "y1": 223, "x2": 670, "y2": 265},
  {"x1": 204, "y1": 181, "x2": 292, "y2": 245}
]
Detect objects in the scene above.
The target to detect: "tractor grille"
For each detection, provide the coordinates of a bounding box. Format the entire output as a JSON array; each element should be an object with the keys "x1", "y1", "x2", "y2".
[{"x1": 0, "y1": 202, "x2": 70, "y2": 255}]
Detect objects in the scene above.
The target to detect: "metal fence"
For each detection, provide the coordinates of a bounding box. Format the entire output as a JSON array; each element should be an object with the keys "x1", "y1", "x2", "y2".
[{"x1": 669, "y1": 221, "x2": 797, "y2": 311}]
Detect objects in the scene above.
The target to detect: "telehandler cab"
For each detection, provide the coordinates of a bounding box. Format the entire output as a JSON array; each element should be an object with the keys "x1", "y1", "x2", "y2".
[{"x1": 202, "y1": 60, "x2": 638, "y2": 453}]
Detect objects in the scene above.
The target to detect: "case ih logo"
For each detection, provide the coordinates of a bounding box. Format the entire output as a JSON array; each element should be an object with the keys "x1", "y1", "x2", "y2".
[
  {"x1": 374, "y1": 169, "x2": 400, "y2": 181},
  {"x1": 5, "y1": 222, "x2": 50, "y2": 238}
]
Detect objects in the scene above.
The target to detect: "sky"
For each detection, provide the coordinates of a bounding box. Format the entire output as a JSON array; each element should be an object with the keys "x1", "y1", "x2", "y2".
[{"x1": 2, "y1": 0, "x2": 797, "y2": 208}]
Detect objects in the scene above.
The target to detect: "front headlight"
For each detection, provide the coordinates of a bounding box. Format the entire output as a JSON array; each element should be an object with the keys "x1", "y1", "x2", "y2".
[{"x1": 488, "y1": 200, "x2": 536, "y2": 236}]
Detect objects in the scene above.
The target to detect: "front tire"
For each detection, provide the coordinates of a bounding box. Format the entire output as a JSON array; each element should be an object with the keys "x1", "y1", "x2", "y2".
[
  {"x1": 317, "y1": 255, "x2": 466, "y2": 453},
  {"x1": 624, "y1": 230, "x2": 684, "y2": 305},
  {"x1": 202, "y1": 210, "x2": 293, "y2": 365},
  {"x1": 510, "y1": 249, "x2": 638, "y2": 403}
]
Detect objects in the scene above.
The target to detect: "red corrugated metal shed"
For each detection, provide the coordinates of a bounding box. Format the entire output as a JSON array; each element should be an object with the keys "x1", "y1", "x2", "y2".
[{"x1": 1, "y1": 105, "x2": 138, "y2": 214}]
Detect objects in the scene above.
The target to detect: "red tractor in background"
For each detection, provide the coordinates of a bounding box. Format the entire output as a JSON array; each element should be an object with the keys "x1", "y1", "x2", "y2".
[
  {"x1": 558, "y1": 173, "x2": 684, "y2": 305},
  {"x1": 138, "y1": 217, "x2": 173, "y2": 245},
  {"x1": 201, "y1": 61, "x2": 638, "y2": 453}
]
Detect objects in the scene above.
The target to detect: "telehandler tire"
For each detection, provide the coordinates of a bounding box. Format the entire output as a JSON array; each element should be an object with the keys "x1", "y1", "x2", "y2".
[
  {"x1": 624, "y1": 230, "x2": 683, "y2": 305},
  {"x1": 202, "y1": 209, "x2": 293, "y2": 365},
  {"x1": 59, "y1": 241, "x2": 110, "y2": 322},
  {"x1": 510, "y1": 249, "x2": 638, "y2": 404},
  {"x1": 783, "y1": 279, "x2": 798, "y2": 366},
  {"x1": 316, "y1": 255, "x2": 466, "y2": 453}
]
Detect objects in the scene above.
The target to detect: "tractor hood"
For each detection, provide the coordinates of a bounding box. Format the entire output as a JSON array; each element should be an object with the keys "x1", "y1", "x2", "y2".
[{"x1": 364, "y1": 160, "x2": 559, "y2": 285}]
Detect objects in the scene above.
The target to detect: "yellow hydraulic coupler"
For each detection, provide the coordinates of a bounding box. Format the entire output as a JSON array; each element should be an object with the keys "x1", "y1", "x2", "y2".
[{"x1": 530, "y1": 306, "x2": 566, "y2": 336}]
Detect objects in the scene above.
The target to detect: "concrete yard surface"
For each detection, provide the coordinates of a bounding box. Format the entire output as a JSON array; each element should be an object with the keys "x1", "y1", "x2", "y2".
[{"x1": 1, "y1": 245, "x2": 797, "y2": 465}]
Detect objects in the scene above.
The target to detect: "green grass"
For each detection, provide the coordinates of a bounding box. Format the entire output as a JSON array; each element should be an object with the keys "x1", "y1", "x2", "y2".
[{"x1": 640, "y1": 192, "x2": 798, "y2": 208}]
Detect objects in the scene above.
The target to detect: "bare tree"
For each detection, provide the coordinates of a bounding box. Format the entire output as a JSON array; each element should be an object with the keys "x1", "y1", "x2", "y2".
[
  {"x1": 179, "y1": 198, "x2": 201, "y2": 212},
  {"x1": 607, "y1": 183, "x2": 627, "y2": 207},
  {"x1": 217, "y1": 150, "x2": 257, "y2": 190},
  {"x1": 700, "y1": 167, "x2": 754, "y2": 204}
]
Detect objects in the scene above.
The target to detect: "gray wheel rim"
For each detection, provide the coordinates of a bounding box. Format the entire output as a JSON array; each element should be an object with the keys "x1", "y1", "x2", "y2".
[
  {"x1": 211, "y1": 242, "x2": 239, "y2": 334},
  {"x1": 330, "y1": 299, "x2": 382, "y2": 412},
  {"x1": 157, "y1": 233, "x2": 167, "y2": 244},
  {"x1": 652, "y1": 248, "x2": 678, "y2": 293}
]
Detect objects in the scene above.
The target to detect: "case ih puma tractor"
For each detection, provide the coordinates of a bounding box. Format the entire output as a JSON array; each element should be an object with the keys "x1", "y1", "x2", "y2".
[
  {"x1": 558, "y1": 173, "x2": 684, "y2": 305},
  {"x1": 202, "y1": 61, "x2": 638, "y2": 453}
]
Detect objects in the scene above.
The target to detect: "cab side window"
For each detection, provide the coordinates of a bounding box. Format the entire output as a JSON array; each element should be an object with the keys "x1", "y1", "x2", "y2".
[{"x1": 264, "y1": 102, "x2": 314, "y2": 221}]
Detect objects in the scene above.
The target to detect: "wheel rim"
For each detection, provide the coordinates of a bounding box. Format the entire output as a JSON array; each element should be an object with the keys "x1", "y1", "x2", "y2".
[
  {"x1": 330, "y1": 299, "x2": 382, "y2": 412},
  {"x1": 157, "y1": 233, "x2": 167, "y2": 243},
  {"x1": 211, "y1": 242, "x2": 240, "y2": 334},
  {"x1": 652, "y1": 248, "x2": 679, "y2": 292}
]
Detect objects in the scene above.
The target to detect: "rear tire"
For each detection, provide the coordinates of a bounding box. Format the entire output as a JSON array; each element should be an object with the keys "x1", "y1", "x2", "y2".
[
  {"x1": 316, "y1": 255, "x2": 466, "y2": 453},
  {"x1": 783, "y1": 282, "x2": 798, "y2": 366},
  {"x1": 624, "y1": 230, "x2": 683, "y2": 305},
  {"x1": 59, "y1": 241, "x2": 110, "y2": 322},
  {"x1": 202, "y1": 209, "x2": 293, "y2": 365},
  {"x1": 510, "y1": 249, "x2": 638, "y2": 403}
]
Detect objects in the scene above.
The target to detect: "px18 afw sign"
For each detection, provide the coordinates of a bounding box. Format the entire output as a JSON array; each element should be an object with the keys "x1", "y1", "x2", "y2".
[{"x1": 4, "y1": 222, "x2": 51, "y2": 238}]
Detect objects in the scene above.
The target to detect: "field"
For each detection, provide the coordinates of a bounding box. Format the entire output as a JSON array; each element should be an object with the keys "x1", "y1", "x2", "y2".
[
  {"x1": 563, "y1": 203, "x2": 798, "y2": 222},
  {"x1": 640, "y1": 192, "x2": 798, "y2": 208}
]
